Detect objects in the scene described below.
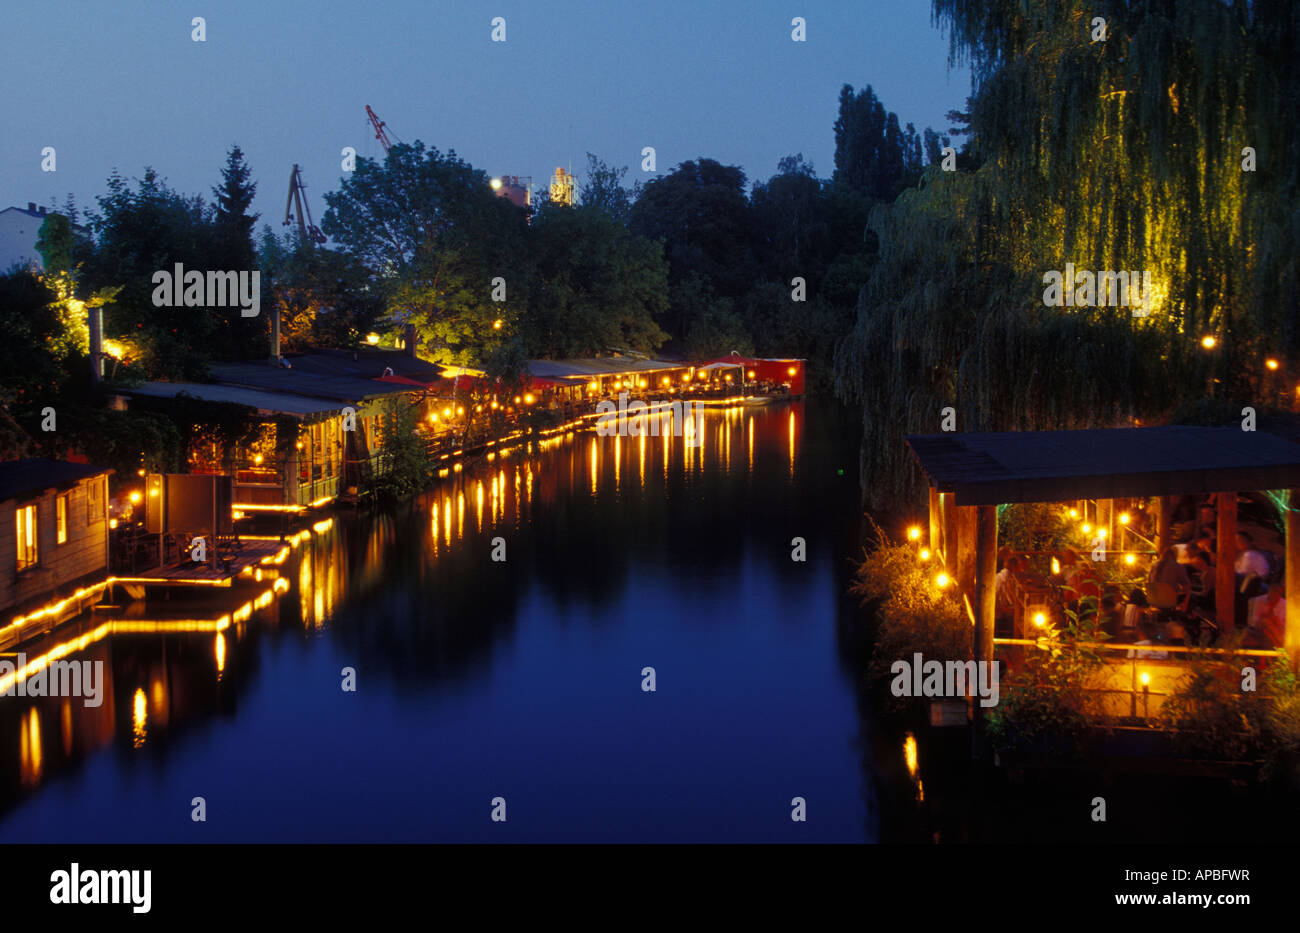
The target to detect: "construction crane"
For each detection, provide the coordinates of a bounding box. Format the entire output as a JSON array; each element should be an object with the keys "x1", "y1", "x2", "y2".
[
  {"x1": 283, "y1": 164, "x2": 326, "y2": 247},
  {"x1": 366, "y1": 104, "x2": 397, "y2": 153}
]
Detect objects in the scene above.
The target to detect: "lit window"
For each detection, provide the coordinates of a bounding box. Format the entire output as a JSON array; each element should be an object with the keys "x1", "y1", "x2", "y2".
[
  {"x1": 56, "y1": 494, "x2": 67, "y2": 544},
  {"x1": 16, "y1": 504, "x2": 38, "y2": 570}
]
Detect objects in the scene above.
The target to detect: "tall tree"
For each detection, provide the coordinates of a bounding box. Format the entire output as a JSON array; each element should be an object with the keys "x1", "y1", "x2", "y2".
[
  {"x1": 523, "y1": 200, "x2": 668, "y2": 358},
  {"x1": 578, "y1": 153, "x2": 638, "y2": 223},
  {"x1": 629, "y1": 158, "x2": 758, "y2": 349},
  {"x1": 832, "y1": 84, "x2": 923, "y2": 200},
  {"x1": 322, "y1": 142, "x2": 529, "y2": 367},
  {"x1": 82, "y1": 168, "x2": 222, "y2": 379},
  {"x1": 211, "y1": 145, "x2": 259, "y2": 270}
]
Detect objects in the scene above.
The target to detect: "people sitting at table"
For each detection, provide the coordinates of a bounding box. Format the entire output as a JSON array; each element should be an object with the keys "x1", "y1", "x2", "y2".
[
  {"x1": 1188, "y1": 550, "x2": 1216, "y2": 616},
  {"x1": 1098, "y1": 594, "x2": 1124, "y2": 638},
  {"x1": 1194, "y1": 533, "x2": 1216, "y2": 567},
  {"x1": 1120, "y1": 588, "x2": 1149, "y2": 640},
  {"x1": 1244, "y1": 582, "x2": 1286, "y2": 649},
  {"x1": 1148, "y1": 547, "x2": 1192, "y2": 613}
]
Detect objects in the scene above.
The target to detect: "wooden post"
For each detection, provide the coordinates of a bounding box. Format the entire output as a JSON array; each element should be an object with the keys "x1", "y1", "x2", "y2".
[
  {"x1": 971, "y1": 503, "x2": 998, "y2": 761},
  {"x1": 1287, "y1": 492, "x2": 1300, "y2": 669},
  {"x1": 277, "y1": 419, "x2": 299, "y2": 508},
  {"x1": 943, "y1": 492, "x2": 957, "y2": 570},
  {"x1": 957, "y1": 505, "x2": 978, "y2": 599},
  {"x1": 974, "y1": 504, "x2": 998, "y2": 667},
  {"x1": 1216, "y1": 491, "x2": 1237, "y2": 629},
  {"x1": 1156, "y1": 495, "x2": 1172, "y2": 556},
  {"x1": 929, "y1": 487, "x2": 941, "y2": 554}
]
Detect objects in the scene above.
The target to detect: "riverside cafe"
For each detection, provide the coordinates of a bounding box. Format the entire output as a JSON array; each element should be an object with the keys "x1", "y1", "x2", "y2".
[{"x1": 904, "y1": 425, "x2": 1300, "y2": 720}]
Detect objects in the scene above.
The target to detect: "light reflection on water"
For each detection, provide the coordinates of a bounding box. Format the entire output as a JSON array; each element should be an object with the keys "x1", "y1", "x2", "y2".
[{"x1": 0, "y1": 402, "x2": 883, "y2": 843}]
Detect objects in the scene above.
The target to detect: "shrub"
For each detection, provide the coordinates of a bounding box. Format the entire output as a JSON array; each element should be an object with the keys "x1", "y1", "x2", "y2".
[
  {"x1": 852, "y1": 518, "x2": 972, "y2": 712},
  {"x1": 985, "y1": 605, "x2": 1109, "y2": 756}
]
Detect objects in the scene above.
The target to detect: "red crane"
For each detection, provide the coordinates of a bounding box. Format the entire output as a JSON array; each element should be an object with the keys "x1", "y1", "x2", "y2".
[{"x1": 366, "y1": 105, "x2": 397, "y2": 152}]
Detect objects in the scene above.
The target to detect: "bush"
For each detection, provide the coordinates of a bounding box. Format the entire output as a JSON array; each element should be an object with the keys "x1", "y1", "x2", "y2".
[
  {"x1": 367, "y1": 403, "x2": 433, "y2": 503},
  {"x1": 985, "y1": 605, "x2": 1109, "y2": 756},
  {"x1": 852, "y1": 518, "x2": 972, "y2": 712},
  {"x1": 1159, "y1": 643, "x2": 1300, "y2": 782}
]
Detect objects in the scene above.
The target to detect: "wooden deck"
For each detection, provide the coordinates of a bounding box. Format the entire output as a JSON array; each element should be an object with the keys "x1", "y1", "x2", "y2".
[{"x1": 115, "y1": 539, "x2": 285, "y2": 585}]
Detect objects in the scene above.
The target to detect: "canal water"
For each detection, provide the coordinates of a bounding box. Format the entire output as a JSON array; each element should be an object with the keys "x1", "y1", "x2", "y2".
[{"x1": 0, "y1": 401, "x2": 912, "y2": 843}]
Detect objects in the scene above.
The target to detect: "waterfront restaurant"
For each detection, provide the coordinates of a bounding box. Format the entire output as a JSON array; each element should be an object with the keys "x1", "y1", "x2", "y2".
[
  {"x1": 905, "y1": 426, "x2": 1300, "y2": 714},
  {"x1": 525, "y1": 358, "x2": 693, "y2": 403},
  {"x1": 698, "y1": 356, "x2": 807, "y2": 396},
  {"x1": 126, "y1": 364, "x2": 425, "y2": 510}
]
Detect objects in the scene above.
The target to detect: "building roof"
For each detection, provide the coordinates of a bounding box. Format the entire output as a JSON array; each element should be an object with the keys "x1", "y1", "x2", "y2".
[
  {"x1": 0, "y1": 205, "x2": 91, "y2": 235},
  {"x1": 526, "y1": 358, "x2": 685, "y2": 379},
  {"x1": 126, "y1": 381, "x2": 344, "y2": 420},
  {"x1": 0, "y1": 459, "x2": 112, "y2": 502},
  {"x1": 208, "y1": 363, "x2": 421, "y2": 403},
  {"x1": 905, "y1": 426, "x2": 1300, "y2": 506},
  {"x1": 283, "y1": 347, "x2": 443, "y2": 383}
]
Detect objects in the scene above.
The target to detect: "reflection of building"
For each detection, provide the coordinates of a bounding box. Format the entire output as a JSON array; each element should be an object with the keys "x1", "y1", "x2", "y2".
[
  {"x1": 0, "y1": 460, "x2": 112, "y2": 619},
  {"x1": 549, "y1": 167, "x2": 575, "y2": 206}
]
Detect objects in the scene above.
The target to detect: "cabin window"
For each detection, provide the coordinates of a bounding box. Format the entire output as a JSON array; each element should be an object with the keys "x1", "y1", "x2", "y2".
[
  {"x1": 86, "y1": 477, "x2": 104, "y2": 525},
  {"x1": 56, "y1": 494, "x2": 68, "y2": 544},
  {"x1": 16, "y1": 504, "x2": 38, "y2": 571}
]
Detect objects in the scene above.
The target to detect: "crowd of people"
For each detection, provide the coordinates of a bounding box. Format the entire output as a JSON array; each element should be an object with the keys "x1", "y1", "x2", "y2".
[{"x1": 995, "y1": 495, "x2": 1287, "y2": 652}]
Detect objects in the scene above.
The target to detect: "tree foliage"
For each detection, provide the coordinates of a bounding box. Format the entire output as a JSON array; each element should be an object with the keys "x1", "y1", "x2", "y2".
[{"x1": 836, "y1": 0, "x2": 1300, "y2": 508}]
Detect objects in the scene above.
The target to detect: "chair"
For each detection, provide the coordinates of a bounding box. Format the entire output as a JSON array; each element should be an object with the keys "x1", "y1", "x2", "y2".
[{"x1": 1148, "y1": 582, "x2": 1179, "y2": 611}]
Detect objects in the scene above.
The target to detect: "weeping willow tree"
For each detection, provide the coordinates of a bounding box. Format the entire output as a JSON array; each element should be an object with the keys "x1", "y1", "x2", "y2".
[{"x1": 837, "y1": 0, "x2": 1300, "y2": 508}]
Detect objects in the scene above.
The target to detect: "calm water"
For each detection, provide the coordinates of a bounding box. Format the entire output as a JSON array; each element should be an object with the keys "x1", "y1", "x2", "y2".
[{"x1": 0, "y1": 401, "x2": 910, "y2": 843}]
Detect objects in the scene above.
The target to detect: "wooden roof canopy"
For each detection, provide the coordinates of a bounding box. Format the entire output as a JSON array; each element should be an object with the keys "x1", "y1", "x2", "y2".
[{"x1": 905, "y1": 427, "x2": 1300, "y2": 506}]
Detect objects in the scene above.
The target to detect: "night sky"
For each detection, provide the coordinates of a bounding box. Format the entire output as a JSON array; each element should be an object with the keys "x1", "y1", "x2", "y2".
[{"x1": 5, "y1": 0, "x2": 968, "y2": 231}]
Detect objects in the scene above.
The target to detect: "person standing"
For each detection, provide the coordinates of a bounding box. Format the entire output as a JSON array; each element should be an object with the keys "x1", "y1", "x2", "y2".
[{"x1": 1234, "y1": 531, "x2": 1270, "y2": 628}]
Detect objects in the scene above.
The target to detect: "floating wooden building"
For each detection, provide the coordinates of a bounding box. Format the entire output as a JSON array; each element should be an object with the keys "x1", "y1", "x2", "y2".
[
  {"x1": 0, "y1": 459, "x2": 112, "y2": 621},
  {"x1": 906, "y1": 426, "x2": 1300, "y2": 668}
]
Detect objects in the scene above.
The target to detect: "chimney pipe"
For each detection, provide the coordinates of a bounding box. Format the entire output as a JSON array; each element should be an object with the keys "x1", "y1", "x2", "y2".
[
  {"x1": 27, "y1": 202, "x2": 36, "y2": 212},
  {"x1": 403, "y1": 323, "x2": 417, "y2": 358}
]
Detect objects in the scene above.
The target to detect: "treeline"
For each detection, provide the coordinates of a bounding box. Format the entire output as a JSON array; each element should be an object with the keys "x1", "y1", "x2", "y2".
[{"x1": 0, "y1": 81, "x2": 946, "y2": 477}]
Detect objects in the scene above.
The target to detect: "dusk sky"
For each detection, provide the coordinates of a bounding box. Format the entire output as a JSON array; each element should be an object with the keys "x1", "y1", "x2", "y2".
[{"x1": 6, "y1": 0, "x2": 969, "y2": 234}]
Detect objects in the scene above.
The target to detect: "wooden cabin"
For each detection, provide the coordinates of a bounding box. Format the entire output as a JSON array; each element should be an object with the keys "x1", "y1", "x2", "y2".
[{"x1": 0, "y1": 459, "x2": 112, "y2": 619}]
